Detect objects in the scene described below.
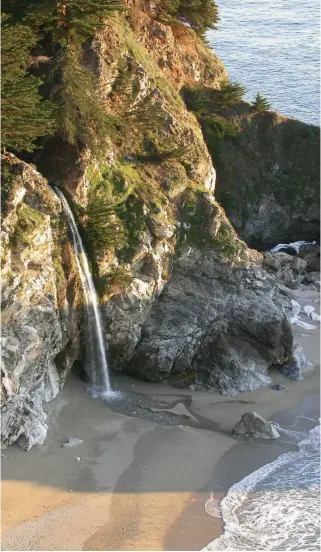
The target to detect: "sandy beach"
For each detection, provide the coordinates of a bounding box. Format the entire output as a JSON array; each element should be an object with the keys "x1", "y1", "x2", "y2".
[{"x1": 1, "y1": 288, "x2": 320, "y2": 551}]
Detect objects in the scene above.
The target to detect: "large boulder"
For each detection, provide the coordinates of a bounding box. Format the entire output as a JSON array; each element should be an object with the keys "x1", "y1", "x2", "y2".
[
  {"x1": 233, "y1": 412, "x2": 280, "y2": 439},
  {"x1": 123, "y1": 229, "x2": 293, "y2": 395}
]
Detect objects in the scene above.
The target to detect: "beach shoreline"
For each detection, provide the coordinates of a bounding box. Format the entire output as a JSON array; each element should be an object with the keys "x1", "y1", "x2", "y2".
[{"x1": 1, "y1": 288, "x2": 320, "y2": 551}]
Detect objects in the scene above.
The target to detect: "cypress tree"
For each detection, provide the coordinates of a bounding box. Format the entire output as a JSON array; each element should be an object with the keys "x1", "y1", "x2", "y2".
[
  {"x1": 2, "y1": 1, "x2": 125, "y2": 153},
  {"x1": 253, "y1": 91, "x2": 271, "y2": 112},
  {"x1": 1, "y1": 15, "x2": 56, "y2": 152},
  {"x1": 159, "y1": 0, "x2": 219, "y2": 36}
]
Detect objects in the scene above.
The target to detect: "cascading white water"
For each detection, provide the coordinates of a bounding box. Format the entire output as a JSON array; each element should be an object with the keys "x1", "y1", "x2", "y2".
[{"x1": 55, "y1": 187, "x2": 112, "y2": 396}]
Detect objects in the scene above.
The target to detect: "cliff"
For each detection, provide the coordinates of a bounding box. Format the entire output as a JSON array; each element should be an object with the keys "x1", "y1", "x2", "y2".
[
  {"x1": 1, "y1": 5, "x2": 318, "y2": 448},
  {"x1": 183, "y1": 89, "x2": 320, "y2": 249}
]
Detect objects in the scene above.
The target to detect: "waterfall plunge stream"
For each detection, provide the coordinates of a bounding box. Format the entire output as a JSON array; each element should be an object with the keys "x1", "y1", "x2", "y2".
[{"x1": 55, "y1": 188, "x2": 113, "y2": 397}]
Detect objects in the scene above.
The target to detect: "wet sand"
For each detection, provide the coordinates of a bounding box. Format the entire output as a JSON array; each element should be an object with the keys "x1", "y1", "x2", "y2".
[{"x1": 1, "y1": 288, "x2": 320, "y2": 551}]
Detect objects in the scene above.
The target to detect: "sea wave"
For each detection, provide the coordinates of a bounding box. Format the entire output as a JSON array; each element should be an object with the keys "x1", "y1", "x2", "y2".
[
  {"x1": 203, "y1": 425, "x2": 320, "y2": 551},
  {"x1": 208, "y1": 0, "x2": 320, "y2": 126}
]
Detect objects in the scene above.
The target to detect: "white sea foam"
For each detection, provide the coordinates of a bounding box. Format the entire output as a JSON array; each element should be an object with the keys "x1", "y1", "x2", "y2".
[
  {"x1": 287, "y1": 315, "x2": 317, "y2": 330},
  {"x1": 203, "y1": 425, "x2": 320, "y2": 551},
  {"x1": 270, "y1": 241, "x2": 317, "y2": 254},
  {"x1": 286, "y1": 300, "x2": 319, "y2": 330}
]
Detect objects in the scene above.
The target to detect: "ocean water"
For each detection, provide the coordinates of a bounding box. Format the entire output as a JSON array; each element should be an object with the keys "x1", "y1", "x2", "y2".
[
  {"x1": 207, "y1": 0, "x2": 320, "y2": 125},
  {"x1": 205, "y1": 5, "x2": 320, "y2": 549},
  {"x1": 203, "y1": 425, "x2": 320, "y2": 551}
]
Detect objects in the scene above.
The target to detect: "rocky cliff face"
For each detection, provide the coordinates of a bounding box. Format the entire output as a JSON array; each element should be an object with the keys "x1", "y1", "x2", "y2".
[
  {"x1": 1, "y1": 8, "x2": 316, "y2": 449},
  {"x1": 1, "y1": 154, "x2": 81, "y2": 450},
  {"x1": 188, "y1": 102, "x2": 320, "y2": 250}
]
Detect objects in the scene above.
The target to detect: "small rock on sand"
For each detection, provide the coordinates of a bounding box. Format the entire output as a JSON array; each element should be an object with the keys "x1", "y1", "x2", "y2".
[{"x1": 233, "y1": 412, "x2": 280, "y2": 439}]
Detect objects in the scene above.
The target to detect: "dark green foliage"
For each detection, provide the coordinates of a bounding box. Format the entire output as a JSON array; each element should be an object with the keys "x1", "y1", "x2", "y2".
[
  {"x1": 200, "y1": 115, "x2": 241, "y2": 161},
  {"x1": 37, "y1": 0, "x2": 124, "y2": 149},
  {"x1": 138, "y1": 137, "x2": 189, "y2": 163},
  {"x1": 183, "y1": 81, "x2": 246, "y2": 115},
  {"x1": 177, "y1": 189, "x2": 240, "y2": 259},
  {"x1": 214, "y1": 80, "x2": 246, "y2": 108},
  {"x1": 159, "y1": 0, "x2": 219, "y2": 36},
  {"x1": 49, "y1": 45, "x2": 120, "y2": 147},
  {"x1": 86, "y1": 196, "x2": 127, "y2": 254},
  {"x1": 213, "y1": 223, "x2": 240, "y2": 259},
  {"x1": 85, "y1": 163, "x2": 147, "y2": 262},
  {"x1": 253, "y1": 91, "x2": 271, "y2": 112},
  {"x1": 203, "y1": 110, "x2": 320, "y2": 240},
  {"x1": 183, "y1": 84, "x2": 242, "y2": 163},
  {"x1": 85, "y1": 166, "x2": 129, "y2": 255},
  {"x1": 4, "y1": 0, "x2": 124, "y2": 42},
  {"x1": 125, "y1": 99, "x2": 166, "y2": 134},
  {"x1": 2, "y1": 0, "x2": 124, "y2": 153},
  {"x1": 1, "y1": 15, "x2": 56, "y2": 152},
  {"x1": 178, "y1": 188, "x2": 212, "y2": 249},
  {"x1": 117, "y1": 195, "x2": 147, "y2": 262}
]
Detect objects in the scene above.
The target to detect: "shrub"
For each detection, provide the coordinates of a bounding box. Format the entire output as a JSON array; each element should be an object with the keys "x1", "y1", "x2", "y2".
[
  {"x1": 183, "y1": 81, "x2": 246, "y2": 114},
  {"x1": 212, "y1": 79, "x2": 246, "y2": 109}
]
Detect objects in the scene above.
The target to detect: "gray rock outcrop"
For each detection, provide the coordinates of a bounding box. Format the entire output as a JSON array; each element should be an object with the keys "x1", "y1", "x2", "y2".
[
  {"x1": 263, "y1": 251, "x2": 310, "y2": 290},
  {"x1": 119, "y1": 218, "x2": 293, "y2": 394},
  {"x1": 298, "y1": 243, "x2": 320, "y2": 272},
  {"x1": 233, "y1": 412, "x2": 280, "y2": 439}
]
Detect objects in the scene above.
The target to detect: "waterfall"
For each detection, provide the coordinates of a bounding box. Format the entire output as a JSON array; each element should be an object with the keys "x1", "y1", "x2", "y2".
[{"x1": 55, "y1": 187, "x2": 112, "y2": 396}]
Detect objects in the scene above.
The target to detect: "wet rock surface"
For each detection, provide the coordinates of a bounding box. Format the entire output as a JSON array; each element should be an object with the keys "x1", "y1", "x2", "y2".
[{"x1": 103, "y1": 391, "x2": 216, "y2": 431}]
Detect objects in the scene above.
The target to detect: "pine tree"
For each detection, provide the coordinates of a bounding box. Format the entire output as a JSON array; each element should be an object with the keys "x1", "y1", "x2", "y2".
[
  {"x1": 253, "y1": 91, "x2": 271, "y2": 112},
  {"x1": 1, "y1": 16, "x2": 56, "y2": 152},
  {"x1": 215, "y1": 79, "x2": 246, "y2": 108}
]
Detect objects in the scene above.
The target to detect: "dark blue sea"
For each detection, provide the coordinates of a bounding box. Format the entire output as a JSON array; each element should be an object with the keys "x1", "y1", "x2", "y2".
[{"x1": 207, "y1": 0, "x2": 320, "y2": 125}]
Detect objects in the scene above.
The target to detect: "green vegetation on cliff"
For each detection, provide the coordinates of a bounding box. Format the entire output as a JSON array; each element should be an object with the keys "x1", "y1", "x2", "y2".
[
  {"x1": 2, "y1": 0, "x2": 124, "y2": 152},
  {"x1": 10, "y1": 204, "x2": 45, "y2": 247},
  {"x1": 177, "y1": 188, "x2": 241, "y2": 260},
  {"x1": 159, "y1": 0, "x2": 219, "y2": 36},
  {"x1": 1, "y1": 15, "x2": 56, "y2": 152}
]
